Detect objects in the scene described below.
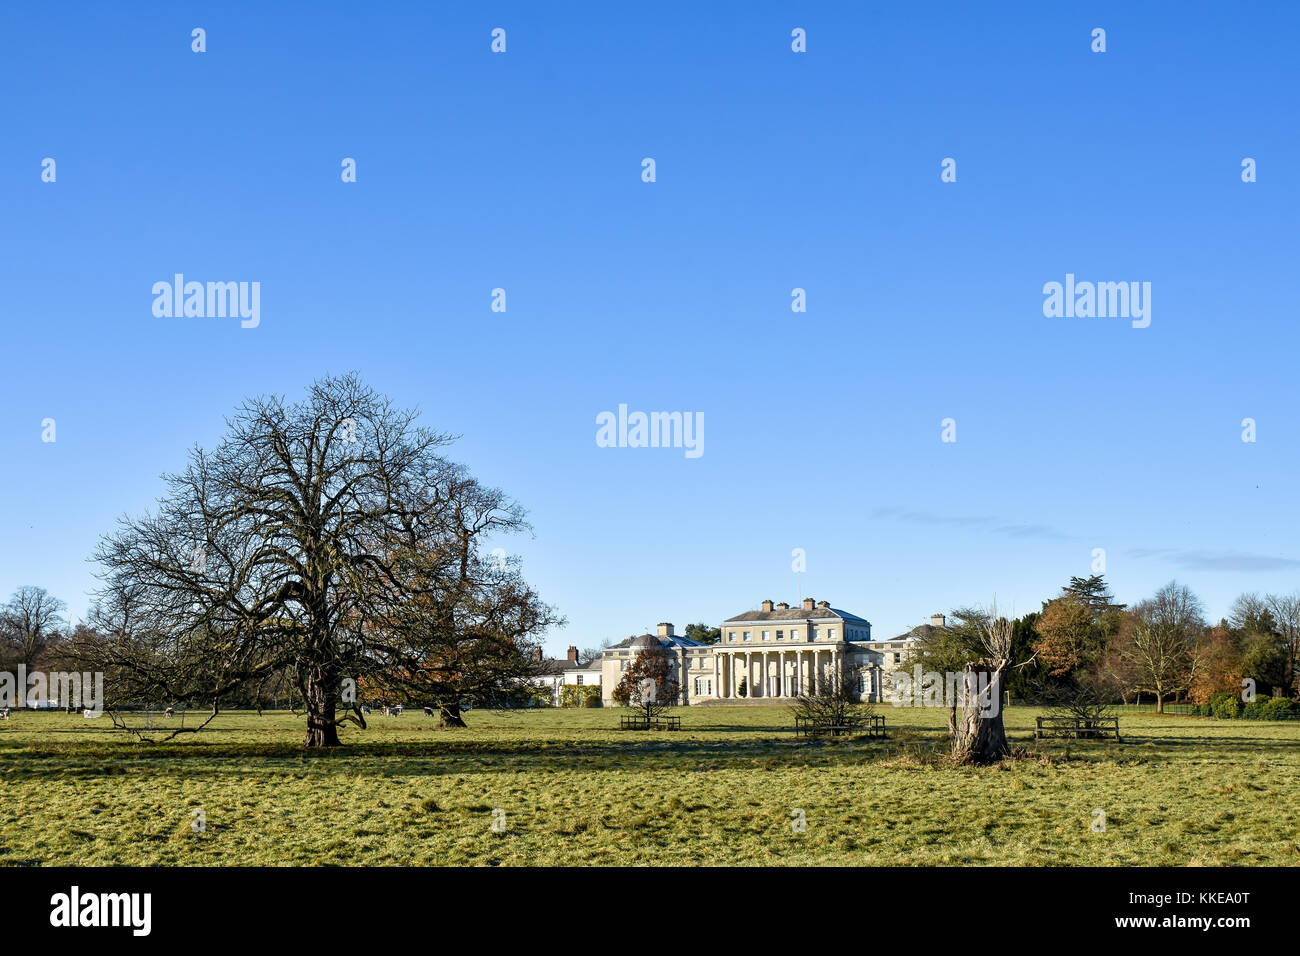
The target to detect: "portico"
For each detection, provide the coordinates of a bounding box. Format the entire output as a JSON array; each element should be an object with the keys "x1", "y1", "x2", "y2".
[{"x1": 712, "y1": 645, "x2": 845, "y2": 699}]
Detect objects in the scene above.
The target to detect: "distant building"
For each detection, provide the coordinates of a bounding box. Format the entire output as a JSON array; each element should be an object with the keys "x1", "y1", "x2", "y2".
[
  {"x1": 596, "y1": 624, "x2": 708, "y2": 706},
  {"x1": 596, "y1": 601, "x2": 934, "y2": 705},
  {"x1": 529, "y1": 645, "x2": 602, "y2": 705}
]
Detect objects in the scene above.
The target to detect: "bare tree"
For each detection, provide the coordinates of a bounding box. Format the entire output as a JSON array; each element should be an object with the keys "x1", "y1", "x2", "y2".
[
  {"x1": 0, "y1": 586, "x2": 67, "y2": 670},
  {"x1": 85, "y1": 374, "x2": 554, "y2": 746},
  {"x1": 1040, "y1": 665, "x2": 1120, "y2": 730},
  {"x1": 1116, "y1": 581, "x2": 1204, "y2": 713},
  {"x1": 577, "y1": 638, "x2": 615, "y2": 666},
  {"x1": 791, "y1": 664, "x2": 872, "y2": 735},
  {"x1": 1228, "y1": 592, "x2": 1270, "y2": 631},
  {"x1": 1264, "y1": 592, "x2": 1300, "y2": 697},
  {"x1": 949, "y1": 604, "x2": 1013, "y2": 765}
]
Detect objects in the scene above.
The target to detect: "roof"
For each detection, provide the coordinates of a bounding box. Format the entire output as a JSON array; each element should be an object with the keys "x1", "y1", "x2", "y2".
[
  {"x1": 883, "y1": 623, "x2": 946, "y2": 643},
  {"x1": 723, "y1": 606, "x2": 872, "y2": 627},
  {"x1": 538, "y1": 657, "x2": 601, "y2": 675},
  {"x1": 609, "y1": 633, "x2": 706, "y2": 651}
]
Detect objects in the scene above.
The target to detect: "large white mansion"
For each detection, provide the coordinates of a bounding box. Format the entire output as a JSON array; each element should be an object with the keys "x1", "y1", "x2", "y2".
[{"x1": 561, "y1": 598, "x2": 935, "y2": 706}]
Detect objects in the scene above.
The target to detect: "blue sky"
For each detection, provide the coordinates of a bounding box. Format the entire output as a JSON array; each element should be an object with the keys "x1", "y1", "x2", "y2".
[{"x1": 3, "y1": 2, "x2": 1298, "y2": 649}]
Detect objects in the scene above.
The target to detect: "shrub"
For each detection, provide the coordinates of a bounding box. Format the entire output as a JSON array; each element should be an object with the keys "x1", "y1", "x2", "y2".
[
  {"x1": 527, "y1": 686, "x2": 555, "y2": 708},
  {"x1": 1259, "y1": 696, "x2": 1299, "y2": 721},
  {"x1": 1209, "y1": 692, "x2": 1241, "y2": 720},
  {"x1": 559, "y1": 685, "x2": 601, "y2": 709},
  {"x1": 1242, "y1": 695, "x2": 1271, "y2": 719}
]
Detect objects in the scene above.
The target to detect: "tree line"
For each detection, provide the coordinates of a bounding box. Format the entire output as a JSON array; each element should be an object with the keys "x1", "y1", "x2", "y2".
[{"x1": 909, "y1": 574, "x2": 1300, "y2": 714}]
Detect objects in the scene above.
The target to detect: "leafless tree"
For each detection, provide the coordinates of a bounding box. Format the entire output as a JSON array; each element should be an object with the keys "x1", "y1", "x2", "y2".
[
  {"x1": 1264, "y1": 592, "x2": 1300, "y2": 697},
  {"x1": 791, "y1": 664, "x2": 872, "y2": 735},
  {"x1": 578, "y1": 638, "x2": 615, "y2": 666},
  {"x1": 0, "y1": 586, "x2": 66, "y2": 670},
  {"x1": 1228, "y1": 592, "x2": 1269, "y2": 631},
  {"x1": 1116, "y1": 581, "x2": 1205, "y2": 713},
  {"x1": 84, "y1": 373, "x2": 555, "y2": 746}
]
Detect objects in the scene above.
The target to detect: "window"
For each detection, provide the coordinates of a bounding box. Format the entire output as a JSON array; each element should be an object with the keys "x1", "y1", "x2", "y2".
[
  {"x1": 706, "y1": 680, "x2": 712, "y2": 695},
  {"x1": 813, "y1": 628, "x2": 820, "y2": 640},
  {"x1": 828, "y1": 628, "x2": 836, "y2": 640},
  {"x1": 791, "y1": 629, "x2": 800, "y2": 640},
  {"x1": 893, "y1": 652, "x2": 901, "y2": 663},
  {"x1": 776, "y1": 630, "x2": 784, "y2": 640},
  {"x1": 728, "y1": 631, "x2": 736, "y2": 642},
  {"x1": 694, "y1": 678, "x2": 701, "y2": 695},
  {"x1": 762, "y1": 630, "x2": 769, "y2": 641},
  {"x1": 577, "y1": 675, "x2": 584, "y2": 685},
  {"x1": 743, "y1": 631, "x2": 751, "y2": 642}
]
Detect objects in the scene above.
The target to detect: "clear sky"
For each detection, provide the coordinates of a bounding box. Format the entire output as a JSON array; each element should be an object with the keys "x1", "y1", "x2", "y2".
[{"x1": 3, "y1": 2, "x2": 1298, "y2": 651}]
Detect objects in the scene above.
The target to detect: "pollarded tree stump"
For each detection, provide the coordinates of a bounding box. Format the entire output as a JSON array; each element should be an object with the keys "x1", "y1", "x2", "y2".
[{"x1": 948, "y1": 659, "x2": 1010, "y2": 766}]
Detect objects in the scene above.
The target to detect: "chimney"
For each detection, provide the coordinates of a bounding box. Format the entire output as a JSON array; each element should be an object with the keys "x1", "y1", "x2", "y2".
[
  {"x1": 776, "y1": 602, "x2": 790, "y2": 610},
  {"x1": 930, "y1": 614, "x2": 946, "y2": 628},
  {"x1": 817, "y1": 601, "x2": 830, "y2": 609},
  {"x1": 657, "y1": 622, "x2": 674, "y2": 637},
  {"x1": 803, "y1": 597, "x2": 815, "y2": 611},
  {"x1": 567, "y1": 645, "x2": 579, "y2": 662},
  {"x1": 761, "y1": 599, "x2": 774, "y2": 612},
  {"x1": 535, "y1": 647, "x2": 544, "y2": 662}
]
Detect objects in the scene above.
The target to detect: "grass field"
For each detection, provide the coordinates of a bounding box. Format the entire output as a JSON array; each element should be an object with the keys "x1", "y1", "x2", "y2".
[{"x1": 2, "y1": 705, "x2": 1297, "y2": 866}]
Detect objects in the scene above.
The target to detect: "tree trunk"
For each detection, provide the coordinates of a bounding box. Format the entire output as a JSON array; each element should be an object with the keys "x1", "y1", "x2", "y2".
[
  {"x1": 438, "y1": 702, "x2": 467, "y2": 727},
  {"x1": 304, "y1": 664, "x2": 341, "y2": 747},
  {"x1": 1155, "y1": 691, "x2": 1164, "y2": 714},
  {"x1": 949, "y1": 660, "x2": 1010, "y2": 766}
]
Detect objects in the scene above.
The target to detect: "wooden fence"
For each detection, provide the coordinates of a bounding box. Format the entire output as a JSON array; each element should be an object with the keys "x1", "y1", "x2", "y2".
[{"x1": 1034, "y1": 716, "x2": 1121, "y2": 740}]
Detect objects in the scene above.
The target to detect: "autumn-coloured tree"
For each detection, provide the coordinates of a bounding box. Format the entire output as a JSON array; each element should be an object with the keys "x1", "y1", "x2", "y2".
[
  {"x1": 612, "y1": 642, "x2": 679, "y2": 721},
  {"x1": 1033, "y1": 575, "x2": 1123, "y2": 679},
  {"x1": 1034, "y1": 596, "x2": 1096, "y2": 676},
  {"x1": 1188, "y1": 624, "x2": 1246, "y2": 705}
]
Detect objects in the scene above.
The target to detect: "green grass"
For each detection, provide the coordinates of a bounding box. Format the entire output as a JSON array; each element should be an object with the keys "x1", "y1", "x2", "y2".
[{"x1": 1, "y1": 705, "x2": 1297, "y2": 866}]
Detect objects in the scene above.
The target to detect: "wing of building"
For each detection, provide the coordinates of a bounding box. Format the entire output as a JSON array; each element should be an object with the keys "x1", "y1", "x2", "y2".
[{"x1": 528, "y1": 645, "x2": 603, "y2": 705}]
